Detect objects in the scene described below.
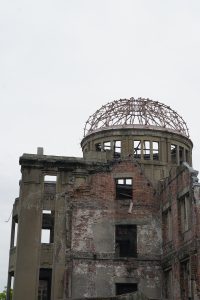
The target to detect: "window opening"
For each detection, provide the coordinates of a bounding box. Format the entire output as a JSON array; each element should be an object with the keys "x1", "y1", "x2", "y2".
[
  {"x1": 185, "y1": 149, "x2": 189, "y2": 163},
  {"x1": 44, "y1": 176, "x2": 56, "y2": 195},
  {"x1": 11, "y1": 216, "x2": 18, "y2": 248},
  {"x1": 44, "y1": 175, "x2": 57, "y2": 182},
  {"x1": 180, "y1": 194, "x2": 191, "y2": 233},
  {"x1": 41, "y1": 229, "x2": 51, "y2": 243},
  {"x1": 14, "y1": 222, "x2": 18, "y2": 247},
  {"x1": 163, "y1": 209, "x2": 172, "y2": 242},
  {"x1": 115, "y1": 225, "x2": 137, "y2": 257},
  {"x1": 164, "y1": 269, "x2": 173, "y2": 299},
  {"x1": 114, "y1": 140, "x2": 121, "y2": 158},
  {"x1": 153, "y1": 141, "x2": 159, "y2": 160},
  {"x1": 143, "y1": 141, "x2": 150, "y2": 160},
  {"x1": 171, "y1": 144, "x2": 177, "y2": 164},
  {"x1": 180, "y1": 260, "x2": 191, "y2": 300},
  {"x1": 95, "y1": 143, "x2": 102, "y2": 152},
  {"x1": 116, "y1": 283, "x2": 138, "y2": 295},
  {"x1": 6, "y1": 272, "x2": 14, "y2": 300},
  {"x1": 116, "y1": 178, "x2": 132, "y2": 200},
  {"x1": 41, "y1": 210, "x2": 54, "y2": 243},
  {"x1": 103, "y1": 141, "x2": 111, "y2": 150},
  {"x1": 133, "y1": 140, "x2": 141, "y2": 159},
  {"x1": 179, "y1": 146, "x2": 184, "y2": 165},
  {"x1": 38, "y1": 269, "x2": 52, "y2": 300}
]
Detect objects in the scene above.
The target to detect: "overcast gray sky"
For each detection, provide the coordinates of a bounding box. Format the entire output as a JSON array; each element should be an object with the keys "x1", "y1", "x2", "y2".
[{"x1": 0, "y1": 0, "x2": 200, "y2": 291}]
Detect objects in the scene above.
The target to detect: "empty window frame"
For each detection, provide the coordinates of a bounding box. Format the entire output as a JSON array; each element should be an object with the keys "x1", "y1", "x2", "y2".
[
  {"x1": 44, "y1": 175, "x2": 57, "y2": 194},
  {"x1": 38, "y1": 268, "x2": 52, "y2": 300},
  {"x1": 115, "y1": 225, "x2": 137, "y2": 257},
  {"x1": 171, "y1": 144, "x2": 177, "y2": 164},
  {"x1": 180, "y1": 260, "x2": 191, "y2": 300},
  {"x1": 179, "y1": 194, "x2": 192, "y2": 233},
  {"x1": 163, "y1": 209, "x2": 172, "y2": 242},
  {"x1": 143, "y1": 140, "x2": 150, "y2": 160},
  {"x1": 10, "y1": 216, "x2": 18, "y2": 248},
  {"x1": 164, "y1": 269, "x2": 173, "y2": 299},
  {"x1": 44, "y1": 175, "x2": 57, "y2": 182},
  {"x1": 153, "y1": 141, "x2": 159, "y2": 160},
  {"x1": 114, "y1": 140, "x2": 121, "y2": 158},
  {"x1": 133, "y1": 140, "x2": 141, "y2": 159},
  {"x1": 95, "y1": 143, "x2": 102, "y2": 152},
  {"x1": 41, "y1": 210, "x2": 54, "y2": 244},
  {"x1": 116, "y1": 178, "x2": 132, "y2": 200},
  {"x1": 6, "y1": 272, "x2": 14, "y2": 300},
  {"x1": 179, "y1": 146, "x2": 184, "y2": 165},
  {"x1": 103, "y1": 141, "x2": 111, "y2": 150},
  {"x1": 116, "y1": 283, "x2": 138, "y2": 295},
  {"x1": 185, "y1": 149, "x2": 189, "y2": 163}
]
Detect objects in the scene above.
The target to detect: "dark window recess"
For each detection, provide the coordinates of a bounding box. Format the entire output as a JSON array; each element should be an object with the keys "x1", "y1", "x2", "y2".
[
  {"x1": 95, "y1": 143, "x2": 101, "y2": 152},
  {"x1": 143, "y1": 141, "x2": 150, "y2": 160},
  {"x1": 164, "y1": 269, "x2": 173, "y2": 299},
  {"x1": 153, "y1": 141, "x2": 159, "y2": 160},
  {"x1": 41, "y1": 211, "x2": 54, "y2": 243},
  {"x1": 38, "y1": 269, "x2": 52, "y2": 300},
  {"x1": 103, "y1": 141, "x2": 111, "y2": 150},
  {"x1": 171, "y1": 144, "x2": 177, "y2": 163},
  {"x1": 115, "y1": 225, "x2": 137, "y2": 257},
  {"x1": 180, "y1": 260, "x2": 190, "y2": 300},
  {"x1": 185, "y1": 149, "x2": 189, "y2": 163},
  {"x1": 179, "y1": 146, "x2": 184, "y2": 165},
  {"x1": 116, "y1": 178, "x2": 132, "y2": 200},
  {"x1": 133, "y1": 140, "x2": 141, "y2": 159},
  {"x1": 116, "y1": 283, "x2": 138, "y2": 295},
  {"x1": 114, "y1": 140, "x2": 121, "y2": 158}
]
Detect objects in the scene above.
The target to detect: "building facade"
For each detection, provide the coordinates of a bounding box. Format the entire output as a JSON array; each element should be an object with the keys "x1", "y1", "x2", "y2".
[{"x1": 7, "y1": 98, "x2": 200, "y2": 299}]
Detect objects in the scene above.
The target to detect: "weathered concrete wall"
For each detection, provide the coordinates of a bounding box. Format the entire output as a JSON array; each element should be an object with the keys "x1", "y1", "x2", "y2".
[
  {"x1": 161, "y1": 165, "x2": 200, "y2": 299},
  {"x1": 73, "y1": 291, "x2": 148, "y2": 300}
]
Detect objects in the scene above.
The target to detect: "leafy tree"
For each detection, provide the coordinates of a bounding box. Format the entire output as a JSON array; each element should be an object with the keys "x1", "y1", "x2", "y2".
[{"x1": 0, "y1": 287, "x2": 12, "y2": 300}]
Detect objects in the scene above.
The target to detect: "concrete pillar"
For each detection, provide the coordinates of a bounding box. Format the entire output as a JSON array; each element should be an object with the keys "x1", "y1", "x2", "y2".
[
  {"x1": 13, "y1": 168, "x2": 42, "y2": 300},
  {"x1": 51, "y1": 174, "x2": 66, "y2": 299}
]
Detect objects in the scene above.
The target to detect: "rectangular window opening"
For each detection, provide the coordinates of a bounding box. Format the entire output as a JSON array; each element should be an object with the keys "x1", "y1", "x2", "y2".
[
  {"x1": 133, "y1": 140, "x2": 141, "y2": 159},
  {"x1": 116, "y1": 283, "x2": 138, "y2": 295},
  {"x1": 13, "y1": 222, "x2": 18, "y2": 247},
  {"x1": 115, "y1": 225, "x2": 137, "y2": 257},
  {"x1": 143, "y1": 141, "x2": 150, "y2": 160},
  {"x1": 185, "y1": 149, "x2": 189, "y2": 163},
  {"x1": 95, "y1": 143, "x2": 102, "y2": 152},
  {"x1": 179, "y1": 146, "x2": 184, "y2": 165},
  {"x1": 7, "y1": 272, "x2": 14, "y2": 300},
  {"x1": 41, "y1": 229, "x2": 51, "y2": 244},
  {"x1": 179, "y1": 194, "x2": 191, "y2": 233},
  {"x1": 153, "y1": 141, "x2": 159, "y2": 160},
  {"x1": 44, "y1": 175, "x2": 57, "y2": 182},
  {"x1": 164, "y1": 269, "x2": 173, "y2": 299},
  {"x1": 38, "y1": 269, "x2": 52, "y2": 300},
  {"x1": 171, "y1": 144, "x2": 177, "y2": 164},
  {"x1": 103, "y1": 141, "x2": 111, "y2": 151},
  {"x1": 114, "y1": 140, "x2": 121, "y2": 158},
  {"x1": 41, "y1": 210, "x2": 54, "y2": 243},
  {"x1": 163, "y1": 209, "x2": 172, "y2": 242},
  {"x1": 116, "y1": 178, "x2": 132, "y2": 200},
  {"x1": 180, "y1": 260, "x2": 190, "y2": 300}
]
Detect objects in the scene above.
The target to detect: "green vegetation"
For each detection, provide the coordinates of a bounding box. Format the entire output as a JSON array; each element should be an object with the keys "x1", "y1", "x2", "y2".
[{"x1": 0, "y1": 287, "x2": 12, "y2": 300}]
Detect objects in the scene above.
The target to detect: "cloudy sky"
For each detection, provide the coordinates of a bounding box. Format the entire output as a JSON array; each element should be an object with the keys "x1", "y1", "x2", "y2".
[{"x1": 0, "y1": 0, "x2": 200, "y2": 291}]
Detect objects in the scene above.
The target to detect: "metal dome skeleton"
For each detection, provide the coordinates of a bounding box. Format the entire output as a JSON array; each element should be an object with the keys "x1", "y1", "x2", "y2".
[{"x1": 84, "y1": 98, "x2": 189, "y2": 137}]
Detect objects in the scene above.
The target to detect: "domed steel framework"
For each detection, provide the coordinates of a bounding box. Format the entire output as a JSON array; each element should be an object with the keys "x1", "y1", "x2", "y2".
[{"x1": 84, "y1": 97, "x2": 189, "y2": 137}]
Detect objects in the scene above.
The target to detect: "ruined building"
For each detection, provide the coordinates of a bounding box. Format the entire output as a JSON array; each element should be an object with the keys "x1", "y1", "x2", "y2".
[{"x1": 7, "y1": 98, "x2": 200, "y2": 300}]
